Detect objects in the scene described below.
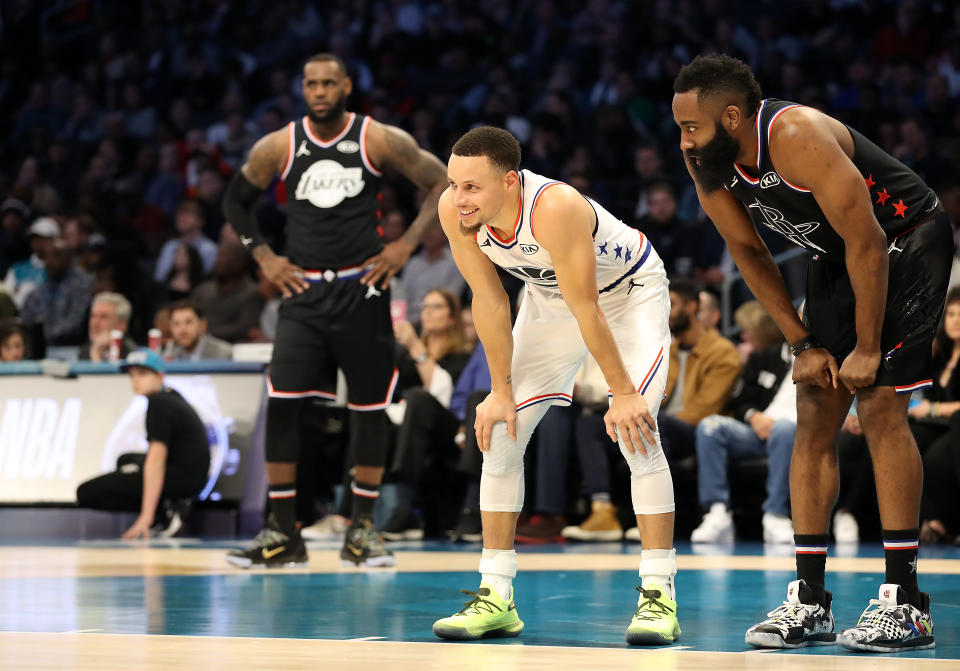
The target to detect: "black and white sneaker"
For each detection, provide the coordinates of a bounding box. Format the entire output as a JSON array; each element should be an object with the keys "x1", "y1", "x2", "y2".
[
  {"x1": 151, "y1": 499, "x2": 192, "y2": 538},
  {"x1": 340, "y1": 517, "x2": 396, "y2": 567},
  {"x1": 837, "y1": 584, "x2": 934, "y2": 652},
  {"x1": 449, "y1": 508, "x2": 483, "y2": 543},
  {"x1": 745, "y1": 579, "x2": 836, "y2": 648},
  {"x1": 381, "y1": 509, "x2": 425, "y2": 541},
  {"x1": 225, "y1": 524, "x2": 307, "y2": 568}
]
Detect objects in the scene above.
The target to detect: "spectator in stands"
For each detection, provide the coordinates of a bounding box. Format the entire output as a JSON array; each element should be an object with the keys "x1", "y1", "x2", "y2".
[
  {"x1": 0, "y1": 198, "x2": 30, "y2": 276},
  {"x1": 19, "y1": 239, "x2": 93, "y2": 348},
  {"x1": 152, "y1": 305, "x2": 173, "y2": 353},
  {"x1": 635, "y1": 181, "x2": 698, "y2": 278},
  {"x1": 3, "y1": 216, "x2": 59, "y2": 308},
  {"x1": 658, "y1": 278, "x2": 742, "y2": 462},
  {"x1": 76, "y1": 349, "x2": 210, "y2": 539},
  {"x1": 699, "y1": 289, "x2": 722, "y2": 330},
  {"x1": 383, "y1": 288, "x2": 474, "y2": 539},
  {"x1": 190, "y1": 240, "x2": 262, "y2": 343},
  {"x1": 153, "y1": 199, "x2": 218, "y2": 282},
  {"x1": 163, "y1": 299, "x2": 232, "y2": 361},
  {"x1": 399, "y1": 226, "x2": 466, "y2": 320},
  {"x1": 690, "y1": 301, "x2": 795, "y2": 545},
  {"x1": 157, "y1": 243, "x2": 205, "y2": 305},
  {"x1": 78, "y1": 292, "x2": 137, "y2": 361},
  {"x1": 0, "y1": 324, "x2": 27, "y2": 361}
]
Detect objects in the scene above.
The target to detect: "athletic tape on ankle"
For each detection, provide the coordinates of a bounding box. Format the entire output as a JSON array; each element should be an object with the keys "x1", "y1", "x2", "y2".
[{"x1": 478, "y1": 550, "x2": 518, "y2": 579}]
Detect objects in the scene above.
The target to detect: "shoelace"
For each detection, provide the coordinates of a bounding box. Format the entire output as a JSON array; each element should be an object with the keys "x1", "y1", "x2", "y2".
[
  {"x1": 456, "y1": 590, "x2": 503, "y2": 616},
  {"x1": 764, "y1": 600, "x2": 816, "y2": 625},
  {"x1": 854, "y1": 599, "x2": 898, "y2": 628},
  {"x1": 633, "y1": 586, "x2": 674, "y2": 621}
]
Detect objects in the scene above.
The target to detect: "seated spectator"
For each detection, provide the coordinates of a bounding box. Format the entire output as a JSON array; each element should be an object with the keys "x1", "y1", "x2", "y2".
[
  {"x1": 0, "y1": 324, "x2": 27, "y2": 361},
  {"x1": 399, "y1": 226, "x2": 466, "y2": 320},
  {"x1": 163, "y1": 299, "x2": 232, "y2": 361},
  {"x1": 191, "y1": 240, "x2": 263, "y2": 343},
  {"x1": 78, "y1": 291, "x2": 138, "y2": 361},
  {"x1": 0, "y1": 197, "x2": 30, "y2": 276},
  {"x1": 383, "y1": 288, "x2": 474, "y2": 538},
  {"x1": 3, "y1": 216, "x2": 59, "y2": 308},
  {"x1": 635, "y1": 181, "x2": 698, "y2": 278},
  {"x1": 658, "y1": 278, "x2": 742, "y2": 463},
  {"x1": 152, "y1": 305, "x2": 173, "y2": 353},
  {"x1": 157, "y1": 243, "x2": 206, "y2": 304},
  {"x1": 690, "y1": 301, "x2": 795, "y2": 545},
  {"x1": 698, "y1": 289, "x2": 722, "y2": 330},
  {"x1": 20, "y1": 239, "x2": 93, "y2": 347},
  {"x1": 76, "y1": 349, "x2": 210, "y2": 538},
  {"x1": 153, "y1": 199, "x2": 218, "y2": 282}
]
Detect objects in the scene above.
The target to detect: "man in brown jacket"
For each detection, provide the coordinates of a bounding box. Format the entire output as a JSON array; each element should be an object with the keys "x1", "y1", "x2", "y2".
[{"x1": 659, "y1": 278, "x2": 742, "y2": 461}]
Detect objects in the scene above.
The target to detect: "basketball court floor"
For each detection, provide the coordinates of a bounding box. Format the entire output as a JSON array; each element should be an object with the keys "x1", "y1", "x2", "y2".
[{"x1": 1, "y1": 538, "x2": 958, "y2": 670}]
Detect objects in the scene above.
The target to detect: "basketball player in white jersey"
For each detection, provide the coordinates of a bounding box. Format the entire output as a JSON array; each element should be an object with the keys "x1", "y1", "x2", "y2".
[{"x1": 431, "y1": 127, "x2": 680, "y2": 645}]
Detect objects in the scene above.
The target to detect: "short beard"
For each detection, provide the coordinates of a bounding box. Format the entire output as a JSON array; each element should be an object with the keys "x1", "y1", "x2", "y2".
[
  {"x1": 669, "y1": 312, "x2": 691, "y2": 336},
  {"x1": 306, "y1": 97, "x2": 347, "y2": 125},
  {"x1": 685, "y1": 121, "x2": 741, "y2": 194}
]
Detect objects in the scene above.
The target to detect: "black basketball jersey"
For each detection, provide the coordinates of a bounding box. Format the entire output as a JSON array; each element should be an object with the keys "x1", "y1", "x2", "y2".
[
  {"x1": 726, "y1": 99, "x2": 939, "y2": 258},
  {"x1": 281, "y1": 113, "x2": 383, "y2": 268}
]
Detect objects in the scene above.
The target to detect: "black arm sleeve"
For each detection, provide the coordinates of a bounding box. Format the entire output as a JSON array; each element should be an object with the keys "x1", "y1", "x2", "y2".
[{"x1": 223, "y1": 171, "x2": 268, "y2": 252}]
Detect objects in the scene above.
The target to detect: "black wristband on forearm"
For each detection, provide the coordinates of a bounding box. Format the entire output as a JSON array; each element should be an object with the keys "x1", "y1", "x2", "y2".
[
  {"x1": 223, "y1": 171, "x2": 267, "y2": 251},
  {"x1": 790, "y1": 335, "x2": 823, "y2": 357}
]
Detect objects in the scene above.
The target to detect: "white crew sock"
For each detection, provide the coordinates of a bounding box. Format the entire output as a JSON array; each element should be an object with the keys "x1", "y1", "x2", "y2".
[{"x1": 479, "y1": 548, "x2": 517, "y2": 600}]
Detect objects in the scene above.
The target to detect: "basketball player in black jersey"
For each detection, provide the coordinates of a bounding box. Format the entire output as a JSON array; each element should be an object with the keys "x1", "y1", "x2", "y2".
[
  {"x1": 223, "y1": 54, "x2": 446, "y2": 568},
  {"x1": 673, "y1": 55, "x2": 951, "y2": 653}
]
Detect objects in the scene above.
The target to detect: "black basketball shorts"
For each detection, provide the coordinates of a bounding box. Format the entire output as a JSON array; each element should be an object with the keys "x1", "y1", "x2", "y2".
[
  {"x1": 802, "y1": 208, "x2": 953, "y2": 393},
  {"x1": 268, "y1": 279, "x2": 397, "y2": 411}
]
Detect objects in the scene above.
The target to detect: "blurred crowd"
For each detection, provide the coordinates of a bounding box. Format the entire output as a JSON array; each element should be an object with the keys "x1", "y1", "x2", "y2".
[{"x1": 2, "y1": 0, "x2": 960, "y2": 543}]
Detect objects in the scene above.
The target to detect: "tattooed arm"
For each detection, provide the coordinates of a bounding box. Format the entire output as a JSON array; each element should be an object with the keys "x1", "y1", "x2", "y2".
[{"x1": 361, "y1": 121, "x2": 448, "y2": 287}]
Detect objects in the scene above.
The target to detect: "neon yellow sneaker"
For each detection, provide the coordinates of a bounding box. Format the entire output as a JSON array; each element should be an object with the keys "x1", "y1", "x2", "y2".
[
  {"x1": 625, "y1": 583, "x2": 681, "y2": 645},
  {"x1": 432, "y1": 583, "x2": 524, "y2": 640}
]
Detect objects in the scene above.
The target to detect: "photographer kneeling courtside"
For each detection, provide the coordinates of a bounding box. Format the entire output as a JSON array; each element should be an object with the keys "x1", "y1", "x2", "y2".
[{"x1": 76, "y1": 349, "x2": 210, "y2": 538}]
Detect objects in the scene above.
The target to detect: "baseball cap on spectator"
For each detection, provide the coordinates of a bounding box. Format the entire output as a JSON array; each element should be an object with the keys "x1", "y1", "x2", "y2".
[
  {"x1": 119, "y1": 348, "x2": 166, "y2": 374},
  {"x1": 1, "y1": 198, "x2": 29, "y2": 218},
  {"x1": 28, "y1": 217, "x2": 60, "y2": 238}
]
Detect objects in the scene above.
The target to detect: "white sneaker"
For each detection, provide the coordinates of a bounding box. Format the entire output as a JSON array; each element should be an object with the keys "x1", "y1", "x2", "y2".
[
  {"x1": 762, "y1": 513, "x2": 794, "y2": 544},
  {"x1": 690, "y1": 503, "x2": 734, "y2": 543},
  {"x1": 833, "y1": 510, "x2": 859, "y2": 544},
  {"x1": 624, "y1": 526, "x2": 642, "y2": 543},
  {"x1": 301, "y1": 514, "x2": 350, "y2": 540}
]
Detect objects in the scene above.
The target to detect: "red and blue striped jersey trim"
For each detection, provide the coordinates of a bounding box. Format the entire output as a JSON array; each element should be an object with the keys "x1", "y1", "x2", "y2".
[{"x1": 516, "y1": 392, "x2": 573, "y2": 412}]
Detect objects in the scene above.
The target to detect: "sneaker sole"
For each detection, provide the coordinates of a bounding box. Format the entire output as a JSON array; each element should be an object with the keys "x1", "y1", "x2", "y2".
[
  {"x1": 433, "y1": 620, "x2": 524, "y2": 640},
  {"x1": 626, "y1": 626, "x2": 681, "y2": 645},
  {"x1": 382, "y1": 529, "x2": 425, "y2": 541},
  {"x1": 339, "y1": 556, "x2": 397, "y2": 568},
  {"x1": 225, "y1": 555, "x2": 308, "y2": 569},
  {"x1": 745, "y1": 631, "x2": 836, "y2": 649},
  {"x1": 561, "y1": 529, "x2": 624, "y2": 541},
  {"x1": 837, "y1": 635, "x2": 934, "y2": 653}
]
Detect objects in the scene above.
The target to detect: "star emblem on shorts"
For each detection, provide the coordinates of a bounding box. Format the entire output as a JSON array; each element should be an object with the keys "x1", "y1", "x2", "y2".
[
  {"x1": 614, "y1": 244, "x2": 623, "y2": 259},
  {"x1": 624, "y1": 248, "x2": 632, "y2": 263},
  {"x1": 598, "y1": 241, "x2": 608, "y2": 255},
  {"x1": 892, "y1": 199, "x2": 908, "y2": 218},
  {"x1": 875, "y1": 188, "x2": 891, "y2": 206},
  {"x1": 908, "y1": 558, "x2": 918, "y2": 573}
]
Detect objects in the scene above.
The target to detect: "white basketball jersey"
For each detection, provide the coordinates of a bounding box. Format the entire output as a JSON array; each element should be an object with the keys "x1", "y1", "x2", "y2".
[{"x1": 476, "y1": 169, "x2": 664, "y2": 294}]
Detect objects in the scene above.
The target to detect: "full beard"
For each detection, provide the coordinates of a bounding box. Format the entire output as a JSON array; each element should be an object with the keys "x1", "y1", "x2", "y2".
[
  {"x1": 669, "y1": 312, "x2": 691, "y2": 336},
  {"x1": 685, "y1": 121, "x2": 741, "y2": 194}
]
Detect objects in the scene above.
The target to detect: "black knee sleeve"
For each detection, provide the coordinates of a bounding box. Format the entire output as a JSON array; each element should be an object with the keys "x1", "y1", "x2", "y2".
[
  {"x1": 265, "y1": 397, "x2": 306, "y2": 463},
  {"x1": 350, "y1": 409, "x2": 388, "y2": 468}
]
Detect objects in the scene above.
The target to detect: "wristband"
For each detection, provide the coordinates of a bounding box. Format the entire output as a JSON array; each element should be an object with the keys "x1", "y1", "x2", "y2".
[
  {"x1": 413, "y1": 351, "x2": 428, "y2": 364},
  {"x1": 790, "y1": 335, "x2": 823, "y2": 357}
]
